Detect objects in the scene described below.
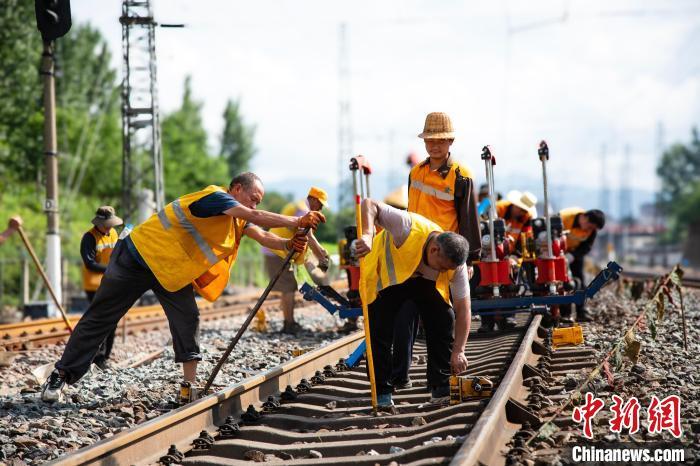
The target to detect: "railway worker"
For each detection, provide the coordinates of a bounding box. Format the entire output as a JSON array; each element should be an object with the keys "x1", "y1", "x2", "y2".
[
  {"x1": 262, "y1": 187, "x2": 331, "y2": 334},
  {"x1": 0, "y1": 216, "x2": 23, "y2": 245},
  {"x1": 355, "y1": 197, "x2": 471, "y2": 408},
  {"x1": 559, "y1": 207, "x2": 606, "y2": 322},
  {"x1": 80, "y1": 206, "x2": 122, "y2": 369},
  {"x1": 41, "y1": 172, "x2": 325, "y2": 402},
  {"x1": 479, "y1": 190, "x2": 538, "y2": 332},
  {"x1": 394, "y1": 112, "x2": 479, "y2": 391}
]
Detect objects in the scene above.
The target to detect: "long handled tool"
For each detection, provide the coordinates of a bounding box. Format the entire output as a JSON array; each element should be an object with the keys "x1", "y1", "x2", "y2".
[
  {"x1": 202, "y1": 227, "x2": 311, "y2": 395},
  {"x1": 17, "y1": 226, "x2": 74, "y2": 333},
  {"x1": 349, "y1": 155, "x2": 379, "y2": 411}
]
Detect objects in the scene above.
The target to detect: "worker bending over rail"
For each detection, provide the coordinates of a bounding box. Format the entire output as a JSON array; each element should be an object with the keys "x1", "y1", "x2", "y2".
[
  {"x1": 355, "y1": 198, "x2": 471, "y2": 408},
  {"x1": 80, "y1": 206, "x2": 122, "y2": 369},
  {"x1": 559, "y1": 207, "x2": 606, "y2": 322},
  {"x1": 395, "y1": 111, "x2": 480, "y2": 390},
  {"x1": 262, "y1": 187, "x2": 331, "y2": 334},
  {"x1": 41, "y1": 172, "x2": 325, "y2": 402}
]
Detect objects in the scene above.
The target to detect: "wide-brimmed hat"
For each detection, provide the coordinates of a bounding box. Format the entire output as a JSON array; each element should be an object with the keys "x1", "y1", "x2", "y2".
[
  {"x1": 506, "y1": 190, "x2": 538, "y2": 217},
  {"x1": 383, "y1": 185, "x2": 408, "y2": 210},
  {"x1": 307, "y1": 186, "x2": 329, "y2": 208},
  {"x1": 418, "y1": 112, "x2": 455, "y2": 139},
  {"x1": 91, "y1": 206, "x2": 123, "y2": 228}
]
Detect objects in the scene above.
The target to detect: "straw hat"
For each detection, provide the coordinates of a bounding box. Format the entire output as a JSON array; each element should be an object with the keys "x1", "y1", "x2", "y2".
[
  {"x1": 418, "y1": 112, "x2": 455, "y2": 139},
  {"x1": 91, "y1": 206, "x2": 123, "y2": 228},
  {"x1": 383, "y1": 185, "x2": 408, "y2": 210},
  {"x1": 506, "y1": 190, "x2": 538, "y2": 217},
  {"x1": 307, "y1": 186, "x2": 329, "y2": 207}
]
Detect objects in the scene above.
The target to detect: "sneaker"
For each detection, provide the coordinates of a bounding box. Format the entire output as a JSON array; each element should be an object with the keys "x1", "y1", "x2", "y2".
[
  {"x1": 93, "y1": 358, "x2": 111, "y2": 371},
  {"x1": 377, "y1": 392, "x2": 394, "y2": 407},
  {"x1": 41, "y1": 369, "x2": 67, "y2": 403},
  {"x1": 498, "y1": 316, "x2": 517, "y2": 330},
  {"x1": 392, "y1": 379, "x2": 412, "y2": 390},
  {"x1": 426, "y1": 395, "x2": 450, "y2": 406}
]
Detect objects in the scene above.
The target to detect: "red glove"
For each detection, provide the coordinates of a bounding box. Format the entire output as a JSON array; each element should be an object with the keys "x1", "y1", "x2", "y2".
[
  {"x1": 286, "y1": 231, "x2": 308, "y2": 253},
  {"x1": 298, "y1": 211, "x2": 326, "y2": 230}
]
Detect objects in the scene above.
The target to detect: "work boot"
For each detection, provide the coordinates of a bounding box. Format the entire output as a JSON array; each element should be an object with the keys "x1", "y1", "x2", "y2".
[
  {"x1": 422, "y1": 386, "x2": 450, "y2": 407},
  {"x1": 281, "y1": 321, "x2": 304, "y2": 335},
  {"x1": 93, "y1": 357, "x2": 111, "y2": 371},
  {"x1": 478, "y1": 315, "x2": 495, "y2": 333},
  {"x1": 576, "y1": 309, "x2": 593, "y2": 322},
  {"x1": 498, "y1": 316, "x2": 517, "y2": 331},
  {"x1": 41, "y1": 369, "x2": 67, "y2": 403}
]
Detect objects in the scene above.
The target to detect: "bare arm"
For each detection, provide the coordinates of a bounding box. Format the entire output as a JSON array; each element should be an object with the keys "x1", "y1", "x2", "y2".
[
  {"x1": 224, "y1": 205, "x2": 299, "y2": 229},
  {"x1": 308, "y1": 231, "x2": 327, "y2": 259},
  {"x1": 451, "y1": 297, "x2": 471, "y2": 374},
  {"x1": 243, "y1": 225, "x2": 290, "y2": 250}
]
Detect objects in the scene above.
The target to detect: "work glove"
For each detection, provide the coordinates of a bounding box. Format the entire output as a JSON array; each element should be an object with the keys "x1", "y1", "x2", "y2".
[
  {"x1": 286, "y1": 230, "x2": 308, "y2": 253},
  {"x1": 8, "y1": 216, "x2": 23, "y2": 230},
  {"x1": 298, "y1": 211, "x2": 326, "y2": 230}
]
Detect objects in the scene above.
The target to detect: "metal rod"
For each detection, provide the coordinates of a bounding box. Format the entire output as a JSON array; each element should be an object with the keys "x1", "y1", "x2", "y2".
[
  {"x1": 202, "y1": 228, "x2": 311, "y2": 394},
  {"x1": 16, "y1": 227, "x2": 73, "y2": 332},
  {"x1": 679, "y1": 287, "x2": 688, "y2": 351},
  {"x1": 351, "y1": 167, "x2": 379, "y2": 412},
  {"x1": 539, "y1": 143, "x2": 554, "y2": 258},
  {"x1": 482, "y1": 147, "x2": 497, "y2": 262}
]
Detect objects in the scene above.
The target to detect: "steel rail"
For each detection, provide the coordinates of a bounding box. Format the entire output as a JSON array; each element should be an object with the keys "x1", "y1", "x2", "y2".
[
  {"x1": 450, "y1": 314, "x2": 542, "y2": 465},
  {"x1": 48, "y1": 331, "x2": 365, "y2": 466}
]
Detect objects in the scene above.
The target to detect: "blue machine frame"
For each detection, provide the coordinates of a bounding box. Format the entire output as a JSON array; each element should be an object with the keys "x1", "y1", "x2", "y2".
[{"x1": 300, "y1": 261, "x2": 623, "y2": 366}]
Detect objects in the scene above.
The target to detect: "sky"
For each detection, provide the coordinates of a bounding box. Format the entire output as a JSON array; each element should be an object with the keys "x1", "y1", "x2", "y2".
[{"x1": 71, "y1": 0, "x2": 700, "y2": 214}]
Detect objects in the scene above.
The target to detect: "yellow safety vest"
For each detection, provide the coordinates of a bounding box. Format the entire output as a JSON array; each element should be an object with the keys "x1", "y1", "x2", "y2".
[
  {"x1": 130, "y1": 185, "x2": 247, "y2": 300},
  {"x1": 408, "y1": 158, "x2": 473, "y2": 233},
  {"x1": 496, "y1": 200, "x2": 533, "y2": 242},
  {"x1": 268, "y1": 200, "x2": 308, "y2": 265},
  {"x1": 81, "y1": 227, "x2": 118, "y2": 292},
  {"x1": 560, "y1": 207, "x2": 590, "y2": 252},
  {"x1": 360, "y1": 212, "x2": 453, "y2": 306}
]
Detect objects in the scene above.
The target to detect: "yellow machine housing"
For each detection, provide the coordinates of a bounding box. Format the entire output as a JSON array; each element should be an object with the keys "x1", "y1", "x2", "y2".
[
  {"x1": 449, "y1": 375, "x2": 494, "y2": 404},
  {"x1": 552, "y1": 325, "x2": 584, "y2": 347}
]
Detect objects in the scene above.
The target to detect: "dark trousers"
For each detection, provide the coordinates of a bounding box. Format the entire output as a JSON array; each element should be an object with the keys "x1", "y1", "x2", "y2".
[
  {"x1": 85, "y1": 291, "x2": 116, "y2": 365},
  {"x1": 390, "y1": 303, "x2": 419, "y2": 385},
  {"x1": 562, "y1": 254, "x2": 586, "y2": 317},
  {"x1": 57, "y1": 242, "x2": 201, "y2": 384},
  {"x1": 368, "y1": 277, "x2": 454, "y2": 396}
]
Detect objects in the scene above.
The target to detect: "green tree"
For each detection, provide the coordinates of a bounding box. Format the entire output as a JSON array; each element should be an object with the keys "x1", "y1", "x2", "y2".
[
  {"x1": 657, "y1": 127, "x2": 700, "y2": 265},
  {"x1": 258, "y1": 191, "x2": 293, "y2": 214},
  {"x1": 220, "y1": 98, "x2": 256, "y2": 175},
  {"x1": 162, "y1": 76, "x2": 228, "y2": 199}
]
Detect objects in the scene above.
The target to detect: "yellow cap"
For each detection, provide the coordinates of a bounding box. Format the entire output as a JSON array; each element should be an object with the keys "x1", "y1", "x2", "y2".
[{"x1": 307, "y1": 186, "x2": 329, "y2": 207}]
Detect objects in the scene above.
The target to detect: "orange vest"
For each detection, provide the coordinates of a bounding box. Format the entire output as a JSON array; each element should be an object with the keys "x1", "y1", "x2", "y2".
[
  {"x1": 130, "y1": 185, "x2": 247, "y2": 301},
  {"x1": 561, "y1": 207, "x2": 590, "y2": 252},
  {"x1": 81, "y1": 227, "x2": 118, "y2": 292},
  {"x1": 408, "y1": 157, "x2": 473, "y2": 233},
  {"x1": 496, "y1": 200, "x2": 532, "y2": 242}
]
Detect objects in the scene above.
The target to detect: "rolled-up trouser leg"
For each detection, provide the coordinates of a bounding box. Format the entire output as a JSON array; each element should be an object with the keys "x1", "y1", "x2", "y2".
[
  {"x1": 153, "y1": 283, "x2": 202, "y2": 363},
  {"x1": 57, "y1": 243, "x2": 153, "y2": 383}
]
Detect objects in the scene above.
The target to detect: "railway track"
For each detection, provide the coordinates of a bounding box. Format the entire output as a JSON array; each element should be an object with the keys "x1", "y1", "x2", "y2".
[{"x1": 48, "y1": 312, "x2": 551, "y2": 465}]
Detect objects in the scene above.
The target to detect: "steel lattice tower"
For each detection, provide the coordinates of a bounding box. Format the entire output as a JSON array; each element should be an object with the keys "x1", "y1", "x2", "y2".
[{"x1": 120, "y1": 0, "x2": 165, "y2": 223}]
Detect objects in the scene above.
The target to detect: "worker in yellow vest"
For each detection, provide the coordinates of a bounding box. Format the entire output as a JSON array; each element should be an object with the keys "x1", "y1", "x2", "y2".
[
  {"x1": 42, "y1": 173, "x2": 325, "y2": 402},
  {"x1": 559, "y1": 207, "x2": 606, "y2": 322},
  {"x1": 496, "y1": 190, "x2": 538, "y2": 244},
  {"x1": 395, "y1": 112, "x2": 479, "y2": 391},
  {"x1": 356, "y1": 198, "x2": 471, "y2": 408},
  {"x1": 262, "y1": 187, "x2": 330, "y2": 334},
  {"x1": 80, "y1": 206, "x2": 122, "y2": 369}
]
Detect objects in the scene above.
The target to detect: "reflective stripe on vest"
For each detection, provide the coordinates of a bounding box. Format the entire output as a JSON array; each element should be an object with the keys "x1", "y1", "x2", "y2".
[
  {"x1": 384, "y1": 232, "x2": 398, "y2": 286},
  {"x1": 158, "y1": 209, "x2": 172, "y2": 230},
  {"x1": 172, "y1": 199, "x2": 219, "y2": 266},
  {"x1": 409, "y1": 179, "x2": 454, "y2": 201}
]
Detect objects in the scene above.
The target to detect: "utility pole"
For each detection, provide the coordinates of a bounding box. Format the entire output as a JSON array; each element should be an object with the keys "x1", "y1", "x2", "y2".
[
  {"x1": 337, "y1": 22, "x2": 353, "y2": 214},
  {"x1": 120, "y1": 0, "x2": 167, "y2": 224},
  {"x1": 35, "y1": 0, "x2": 72, "y2": 317}
]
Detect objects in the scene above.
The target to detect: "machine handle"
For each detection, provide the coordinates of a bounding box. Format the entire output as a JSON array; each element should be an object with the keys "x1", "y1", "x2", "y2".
[
  {"x1": 480, "y1": 145, "x2": 495, "y2": 162},
  {"x1": 349, "y1": 155, "x2": 372, "y2": 175},
  {"x1": 538, "y1": 140, "x2": 549, "y2": 161}
]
